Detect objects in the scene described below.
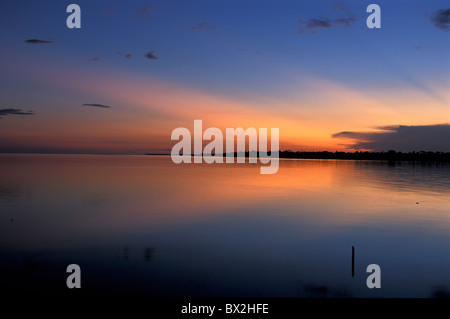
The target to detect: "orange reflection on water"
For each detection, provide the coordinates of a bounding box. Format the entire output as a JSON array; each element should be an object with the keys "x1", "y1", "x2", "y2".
[{"x1": 1, "y1": 154, "x2": 449, "y2": 249}]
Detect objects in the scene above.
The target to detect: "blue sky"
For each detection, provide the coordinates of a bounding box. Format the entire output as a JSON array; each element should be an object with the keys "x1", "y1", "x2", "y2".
[{"x1": 0, "y1": 0, "x2": 449, "y2": 153}]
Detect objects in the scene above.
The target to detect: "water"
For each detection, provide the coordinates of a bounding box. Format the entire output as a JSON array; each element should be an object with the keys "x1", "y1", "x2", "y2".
[{"x1": 0, "y1": 154, "x2": 449, "y2": 297}]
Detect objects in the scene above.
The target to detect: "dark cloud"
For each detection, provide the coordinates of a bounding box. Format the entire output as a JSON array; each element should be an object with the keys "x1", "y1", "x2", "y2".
[
  {"x1": 0, "y1": 108, "x2": 34, "y2": 117},
  {"x1": 430, "y1": 8, "x2": 450, "y2": 31},
  {"x1": 334, "y1": 16, "x2": 357, "y2": 27},
  {"x1": 87, "y1": 57, "x2": 101, "y2": 62},
  {"x1": 144, "y1": 50, "x2": 159, "y2": 60},
  {"x1": 190, "y1": 22, "x2": 216, "y2": 32},
  {"x1": 298, "y1": 15, "x2": 357, "y2": 33},
  {"x1": 25, "y1": 39, "x2": 53, "y2": 44},
  {"x1": 82, "y1": 103, "x2": 111, "y2": 109},
  {"x1": 118, "y1": 52, "x2": 132, "y2": 59},
  {"x1": 298, "y1": 4, "x2": 357, "y2": 34},
  {"x1": 302, "y1": 17, "x2": 332, "y2": 30},
  {"x1": 332, "y1": 124, "x2": 450, "y2": 152}
]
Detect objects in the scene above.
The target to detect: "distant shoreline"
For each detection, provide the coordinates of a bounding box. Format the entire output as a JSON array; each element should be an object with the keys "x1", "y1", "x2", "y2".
[
  {"x1": 277, "y1": 150, "x2": 450, "y2": 162},
  {"x1": 146, "y1": 150, "x2": 450, "y2": 162},
  {"x1": 1, "y1": 151, "x2": 448, "y2": 162}
]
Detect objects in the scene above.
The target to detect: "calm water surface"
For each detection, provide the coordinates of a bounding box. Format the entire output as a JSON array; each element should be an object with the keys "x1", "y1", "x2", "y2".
[{"x1": 0, "y1": 154, "x2": 449, "y2": 297}]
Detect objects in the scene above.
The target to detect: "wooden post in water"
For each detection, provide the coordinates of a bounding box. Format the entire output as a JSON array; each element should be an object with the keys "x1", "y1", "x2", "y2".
[{"x1": 352, "y1": 246, "x2": 355, "y2": 277}]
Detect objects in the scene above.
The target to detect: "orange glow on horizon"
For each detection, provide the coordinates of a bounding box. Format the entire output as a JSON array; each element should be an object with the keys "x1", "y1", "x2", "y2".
[{"x1": 1, "y1": 61, "x2": 448, "y2": 153}]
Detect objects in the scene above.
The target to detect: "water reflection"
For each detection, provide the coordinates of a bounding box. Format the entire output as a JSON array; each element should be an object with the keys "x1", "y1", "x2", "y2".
[
  {"x1": 431, "y1": 286, "x2": 450, "y2": 298},
  {"x1": 0, "y1": 180, "x2": 29, "y2": 203},
  {"x1": 0, "y1": 154, "x2": 449, "y2": 297},
  {"x1": 144, "y1": 247, "x2": 154, "y2": 262},
  {"x1": 352, "y1": 160, "x2": 450, "y2": 195}
]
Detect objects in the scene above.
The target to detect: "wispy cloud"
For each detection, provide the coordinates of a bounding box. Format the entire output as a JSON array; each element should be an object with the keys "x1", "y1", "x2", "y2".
[
  {"x1": 332, "y1": 124, "x2": 450, "y2": 152},
  {"x1": 144, "y1": 50, "x2": 159, "y2": 60},
  {"x1": 0, "y1": 108, "x2": 34, "y2": 119},
  {"x1": 82, "y1": 103, "x2": 111, "y2": 109},
  {"x1": 190, "y1": 22, "x2": 217, "y2": 32},
  {"x1": 87, "y1": 57, "x2": 101, "y2": 62},
  {"x1": 334, "y1": 16, "x2": 357, "y2": 27},
  {"x1": 24, "y1": 39, "x2": 53, "y2": 44},
  {"x1": 118, "y1": 52, "x2": 132, "y2": 59},
  {"x1": 298, "y1": 17, "x2": 332, "y2": 32},
  {"x1": 430, "y1": 8, "x2": 450, "y2": 31},
  {"x1": 298, "y1": 16, "x2": 357, "y2": 34},
  {"x1": 298, "y1": 3, "x2": 357, "y2": 34}
]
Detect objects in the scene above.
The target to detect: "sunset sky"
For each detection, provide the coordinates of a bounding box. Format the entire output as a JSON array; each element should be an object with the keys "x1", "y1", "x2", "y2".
[{"x1": 0, "y1": 0, "x2": 449, "y2": 154}]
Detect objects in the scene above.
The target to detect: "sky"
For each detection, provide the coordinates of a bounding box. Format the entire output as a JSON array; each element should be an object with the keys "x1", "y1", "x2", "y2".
[{"x1": 0, "y1": 0, "x2": 449, "y2": 154}]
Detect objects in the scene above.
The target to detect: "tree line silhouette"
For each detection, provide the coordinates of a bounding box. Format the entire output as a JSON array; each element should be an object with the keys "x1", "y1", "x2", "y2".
[
  {"x1": 187, "y1": 150, "x2": 450, "y2": 162},
  {"x1": 150, "y1": 150, "x2": 450, "y2": 161},
  {"x1": 278, "y1": 150, "x2": 450, "y2": 161}
]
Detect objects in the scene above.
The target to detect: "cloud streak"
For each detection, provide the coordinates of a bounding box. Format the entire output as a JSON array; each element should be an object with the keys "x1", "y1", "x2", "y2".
[
  {"x1": 87, "y1": 57, "x2": 101, "y2": 62},
  {"x1": 332, "y1": 124, "x2": 450, "y2": 152},
  {"x1": 25, "y1": 39, "x2": 53, "y2": 44},
  {"x1": 430, "y1": 8, "x2": 450, "y2": 31},
  {"x1": 144, "y1": 50, "x2": 159, "y2": 60},
  {"x1": 118, "y1": 52, "x2": 132, "y2": 59},
  {"x1": 298, "y1": 16, "x2": 357, "y2": 34},
  {"x1": 298, "y1": 3, "x2": 357, "y2": 34},
  {"x1": 82, "y1": 103, "x2": 111, "y2": 109},
  {"x1": 0, "y1": 108, "x2": 34, "y2": 117}
]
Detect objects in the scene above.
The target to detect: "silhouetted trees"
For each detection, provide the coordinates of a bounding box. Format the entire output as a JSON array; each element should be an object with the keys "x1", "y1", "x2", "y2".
[
  {"x1": 154, "y1": 150, "x2": 450, "y2": 162},
  {"x1": 278, "y1": 150, "x2": 450, "y2": 162}
]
